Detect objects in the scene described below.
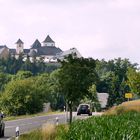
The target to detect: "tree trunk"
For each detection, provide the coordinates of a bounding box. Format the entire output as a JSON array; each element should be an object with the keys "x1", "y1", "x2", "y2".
[{"x1": 68, "y1": 101, "x2": 73, "y2": 124}]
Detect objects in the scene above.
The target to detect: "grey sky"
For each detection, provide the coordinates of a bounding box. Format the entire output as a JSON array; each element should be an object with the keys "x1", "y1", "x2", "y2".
[{"x1": 0, "y1": 0, "x2": 140, "y2": 64}]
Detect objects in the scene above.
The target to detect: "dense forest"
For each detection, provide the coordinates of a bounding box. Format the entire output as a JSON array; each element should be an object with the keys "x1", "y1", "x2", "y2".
[
  {"x1": 0, "y1": 55, "x2": 60, "y2": 74},
  {"x1": 0, "y1": 55, "x2": 139, "y2": 116}
]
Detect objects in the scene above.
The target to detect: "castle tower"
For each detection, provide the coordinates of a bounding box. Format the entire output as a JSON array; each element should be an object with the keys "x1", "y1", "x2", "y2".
[
  {"x1": 15, "y1": 39, "x2": 24, "y2": 54},
  {"x1": 42, "y1": 35, "x2": 55, "y2": 47}
]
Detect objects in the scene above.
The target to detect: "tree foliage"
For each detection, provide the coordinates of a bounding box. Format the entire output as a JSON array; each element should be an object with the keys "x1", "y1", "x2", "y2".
[
  {"x1": 14, "y1": 70, "x2": 33, "y2": 80},
  {"x1": 58, "y1": 55, "x2": 98, "y2": 123},
  {"x1": 88, "y1": 84, "x2": 101, "y2": 111},
  {"x1": 0, "y1": 55, "x2": 60, "y2": 75},
  {"x1": 96, "y1": 58, "x2": 137, "y2": 106},
  {"x1": 0, "y1": 55, "x2": 138, "y2": 116},
  {"x1": 0, "y1": 72, "x2": 12, "y2": 92},
  {"x1": 0, "y1": 73, "x2": 51, "y2": 115},
  {"x1": 127, "y1": 68, "x2": 140, "y2": 95},
  {"x1": 49, "y1": 70, "x2": 65, "y2": 110}
]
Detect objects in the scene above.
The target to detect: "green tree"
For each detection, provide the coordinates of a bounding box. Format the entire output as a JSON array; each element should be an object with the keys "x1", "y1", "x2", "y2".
[
  {"x1": 88, "y1": 84, "x2": 101, "y2": 111},
  {"x1": 127, "y1": 68, "x2": 140, "y2": 96},
  {"x1": 15, "y1": 70, "x2": 33, "y2": 80},
  {"x1": 96, "y1": 58, "x2": 137, "y2": 107},
  {"x1": 58, "y1": 55, "x2": 98, "y2": 123},
  {"x1": 49, "y1": 69, "x2": 65, "y2": 110},
  {"x1": 34, "y1": 73, "x2": 51, "y2": 103},
  {"x1": 0, "y1": 78, "x2": 45, "y2": 115},
  {"x1": 0, "y1": 72, "x2": 12, "y2": 92},
  {"x1": 14, "y1": 70, "x2": 33, "y2": 80}
]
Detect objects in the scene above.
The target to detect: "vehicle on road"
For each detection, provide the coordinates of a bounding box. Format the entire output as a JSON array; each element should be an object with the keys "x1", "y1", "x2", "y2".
[
  {"x1": 0, "y1": 113, "x2": 5, "y2": 137},
  {"x1": 77, "y1": 104, "x2": 92, "y2": 116}
]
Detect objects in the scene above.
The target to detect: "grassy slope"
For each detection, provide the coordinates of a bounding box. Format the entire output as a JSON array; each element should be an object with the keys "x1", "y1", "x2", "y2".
[{"x1": 104, "y1": 99, "x2": 140, "y2": 115}]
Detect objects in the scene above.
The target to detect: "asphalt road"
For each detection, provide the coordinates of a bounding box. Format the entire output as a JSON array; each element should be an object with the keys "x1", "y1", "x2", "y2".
[
  {"x1": 1, "y1": 112, "x2": 102, "y2": 140},
  {"x1": 1, "y1": 113, "x2": 66, "y2": 140}
]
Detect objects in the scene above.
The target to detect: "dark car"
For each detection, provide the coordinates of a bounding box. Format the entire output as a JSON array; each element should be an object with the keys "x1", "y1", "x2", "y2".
[
  {"x1": 77, "y1": 104, "x2": 92, "y2": 116},
  {"x1": 0, "y1": 113, "x2": 5, "y2": 137}
]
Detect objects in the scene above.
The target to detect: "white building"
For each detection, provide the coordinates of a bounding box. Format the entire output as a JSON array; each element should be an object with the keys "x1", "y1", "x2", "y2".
[{"x1": 8, "y1": 35, "x2": 82, "y2": 62}]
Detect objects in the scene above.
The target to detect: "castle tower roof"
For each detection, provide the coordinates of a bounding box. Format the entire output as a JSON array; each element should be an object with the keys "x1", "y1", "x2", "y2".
[
  {"x1": 15, "y1": 39, "x2": 24, "y2": 44},
  {"x1": 31, "y1": 39, "x2": 41, "y2": 49},
  {"x1": 43, "y1": 35, "x2": 55, "y2": 43}
]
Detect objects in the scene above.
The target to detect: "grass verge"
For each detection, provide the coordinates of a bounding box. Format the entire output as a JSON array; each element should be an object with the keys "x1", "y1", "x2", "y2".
[
  {"x1": 104, "y1": 99, "x2": 140, "y2": 115},
  {"x1": 18, "y1": 124, "x2": 68, "y2": 140},
  {"x1": 5, "y1": 111, "x2": 63, "y2": 121}
]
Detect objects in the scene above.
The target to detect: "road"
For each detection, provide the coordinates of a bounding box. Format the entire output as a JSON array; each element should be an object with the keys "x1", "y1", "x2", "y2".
[
  {"x1": 1, "y1": 113, "x2": 66, "y2": 140},
  {"x1": 1, "y1": 112, "x2": 102, "y2": 140}
]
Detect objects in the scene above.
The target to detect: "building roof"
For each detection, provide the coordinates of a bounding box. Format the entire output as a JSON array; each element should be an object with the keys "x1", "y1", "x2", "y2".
[
  {"x1": 43, "y1": 35, "x2": 55, "y2": 43},
  {"x1": 0, "y1": 47, "x2": 6, "y2": 54},
  {"x1": 0, "y1": 45, "x2": 8, "y2": 49},
  {"x1": 24, "y1": 49, "x2": 30, "y2": 54},
  {"x1": 9, "y1": 49, "x2": 16, "y2": 54},
  {"x1": 38, "y1": 46, "x2": 62, "y2": 56},
  {"x1": 28, "y1": 49, "x2": 37, "y2": 57},
  {"x1": 9, "y1": 49, "x2": 30, "y2": 55},
  {"x1": 31, "y1": 39, "x2": 41, "y2": 49},
  {"x1": 0, "y1": 45, "x2": 8, "y2": 54},
  {"x1": 56, "y1": 48, "x2": 82, "y2": 60},
  {"x1": 15, "y1": 39, "x2": 24, "y2": 44},
  {"x1": 9, "y1": 47, "x2": 61, "y2": 56}
]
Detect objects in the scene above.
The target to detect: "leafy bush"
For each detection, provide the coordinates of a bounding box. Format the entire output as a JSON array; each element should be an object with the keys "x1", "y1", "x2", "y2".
[{"x1": 0, "y1": 78, "x2": 45, "y2": 115}]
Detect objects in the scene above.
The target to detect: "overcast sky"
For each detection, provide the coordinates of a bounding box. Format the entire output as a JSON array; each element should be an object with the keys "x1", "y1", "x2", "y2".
[{"x1": 0, "y1": 0, "x2": 140, "y2": 64}]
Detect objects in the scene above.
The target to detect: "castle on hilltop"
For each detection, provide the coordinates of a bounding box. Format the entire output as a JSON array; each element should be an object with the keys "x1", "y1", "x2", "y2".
[{"x1": 0, "y1": 35, "x2": 82, "y2": 62}]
